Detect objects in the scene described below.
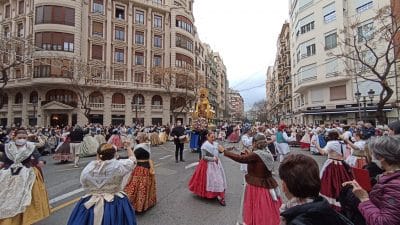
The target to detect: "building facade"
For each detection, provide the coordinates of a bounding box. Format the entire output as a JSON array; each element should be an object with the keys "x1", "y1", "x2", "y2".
[
  {"x1": 288, "y1": 0, "x2": 397, "y2": 125},
  {"x1": 0, "y1": 0, "x2": 226, "y2": 127},
  {"x1": 228, "y1": 88, "x2": 244, "y2": 122},
  {"x1": 266, "y1": 22, "x2": 292, "y2": 124}
]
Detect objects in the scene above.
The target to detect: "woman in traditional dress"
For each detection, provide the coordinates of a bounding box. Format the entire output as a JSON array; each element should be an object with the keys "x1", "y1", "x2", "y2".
[
  {"x1": 0, "y1": 129, "x2": 51, "y2": 225},
  {"x1": 188, "y1": 131, "x2": 228, "y2": 206},
  {"x1": 67, "y1": 143, "x2": 137, "y2": 225},
  {"x1": 300, "y1": 128, "x2": 311, "y2": 150},
  {"x1": 107, "y1": 129, "x2": 123, "y2": 149},
  {"x1": 124, "y1": 143, "x2": 157, "y2": 213},
  {"x1": 53, "y1": 130, "x2": 73, "y2": 162},
  {"x1": 344, "y1": 132, "x2": 368, "y2": 168},
  {"x1": 150, "y1": 129, "x2": 161, "y2": 146},
  {"x1": 159, "y1": 126, "x2": 167, "y2": 144},
  {"x1": 79, "y1": 132, "x2": 100, "y2": 158},
  {"x1": 222, "y1": 134, "x2": 281, "y2": 225},
  {"x1": 227, "y1": 125, "x2": 240, "y2": 143},
  {"x1": 275, "y1": 124, "x2": 292, "y2": 163},
  {"x1": 313, "y1": 129, "x2": 353, "y2": 211}
]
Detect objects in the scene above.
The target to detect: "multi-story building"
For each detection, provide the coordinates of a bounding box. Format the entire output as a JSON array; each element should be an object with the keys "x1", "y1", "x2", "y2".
[
  {"x1": 289, "y1": 0, "x2": 397, "y2": 125},
  {"x1": 213, "y1": 52, "x2": 228, "y2": 121},
  {"x1": 392, "y1": 0, "x2": 400, "y2": 114},
  {"x1": 228, "y1": 88, "x2": 244, "y2": 121},
  {"x1": 0, "y1": 0, "x2": 224, "y2": 127}
]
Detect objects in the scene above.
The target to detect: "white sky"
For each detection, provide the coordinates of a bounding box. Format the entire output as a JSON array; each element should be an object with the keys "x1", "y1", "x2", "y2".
[{"x1": 193, "y1": 0, "x2": 289, "y2": 110}]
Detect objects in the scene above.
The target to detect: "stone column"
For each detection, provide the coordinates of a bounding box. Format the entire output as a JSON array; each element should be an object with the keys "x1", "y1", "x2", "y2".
[
  {"x1": 125, "y1": 93, "x2": 132, "y2": 125},
  {"x1": 126, "y1": 1, "x2": 133, "y2": 82},
  {"x1": 68, "y1": 113, "x2": 73, "y2": 126},
  {"x1": 144, "y1": 94, "x2": 152, "y2": 126},
  {"x1": 7, "y1": 94, "x2": 12, "y2": 127},
  {"x1": 103, "y1": 91, "x2": 112, "y2": 126},
  {"x1": 21, "y1": 92, "x2": 28, "y2": 127}
]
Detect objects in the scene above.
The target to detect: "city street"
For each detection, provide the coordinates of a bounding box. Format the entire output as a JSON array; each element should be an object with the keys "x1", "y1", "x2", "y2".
[{"x1": 34, "y1": 142, "x2": 326, "y2": 225}]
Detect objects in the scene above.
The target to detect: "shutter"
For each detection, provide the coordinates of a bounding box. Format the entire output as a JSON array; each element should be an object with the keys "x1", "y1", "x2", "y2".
[
  {"x1": 330, "y1": 85, "x2": 347, "y2": 100},
  {"x1": 323, "y1": 2, "x2": 335, "y2": 15},
  {"x1": 311, "y1": 88, "x2": 324, "y2": 103},
  {"x1": 93, "y1": 22, "x2": 103, "y2": 35}
]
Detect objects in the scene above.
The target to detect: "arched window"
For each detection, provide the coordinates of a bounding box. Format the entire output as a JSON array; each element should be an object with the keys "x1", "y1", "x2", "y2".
[
  {"x1": 151, "y1": 95, "x2": 163, "y2": 105},
  {"x1": 29, "y1": 91, "x2": 38, "y2": 103},
  {"x1": 15, "y1": 92, "x2": 23, "y2": 104},
  {"x1": 46, "y1": 89, "x2": 77, "y2": 102},
  {"x1": 89, "y1": 91, "x2": 104, "y2": 103},
  {"x1": 112, "y1": 93, "x2": 125, "y2": 104},
  {"x1": 133, "y1": 94, "x2": 145, "y2": 105}
]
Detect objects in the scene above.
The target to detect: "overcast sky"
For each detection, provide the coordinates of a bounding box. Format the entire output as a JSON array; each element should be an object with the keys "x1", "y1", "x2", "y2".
[{"x1": 193, "y1": 0, "x2": 289, "y2": 110}]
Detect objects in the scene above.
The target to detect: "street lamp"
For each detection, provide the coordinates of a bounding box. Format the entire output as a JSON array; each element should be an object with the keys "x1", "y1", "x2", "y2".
[{"x1": 354, "y1": 89, "x2": 375, "y2": 122}]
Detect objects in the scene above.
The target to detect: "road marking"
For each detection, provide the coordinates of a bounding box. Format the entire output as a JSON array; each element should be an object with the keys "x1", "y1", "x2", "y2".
[
  {"x1": 185, "y1": 162, "x2": 199, "y2": 169},
  {"x1": 49, "y1": 188, "x2": 84, "y2": 205},
  {"x1": 55, "y1": 168, "x2": 81, "y2": 172},
  {"x1": 159, "y1": 155, "x2": 172, "y2": 160},
  {"x1": 50, "y1": 197, "x2": 81, "y2": 213}
]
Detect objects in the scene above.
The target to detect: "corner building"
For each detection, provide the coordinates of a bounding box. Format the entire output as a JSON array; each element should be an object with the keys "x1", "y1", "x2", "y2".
[
  {"x1": 0, "y1": 0, "x2": 211, "y2": 127},
  {"x1": 290, "y1": 0, "x2": 397, "y2": 125}
]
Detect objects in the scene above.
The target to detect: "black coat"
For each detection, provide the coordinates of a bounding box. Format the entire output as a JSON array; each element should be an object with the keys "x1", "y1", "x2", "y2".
[
  {"x1": 281, "y1": 196, "x2": 354, "y2": 225},
  {"x1": 170, "y1": 126, "x2": 186, "y2": 145}
]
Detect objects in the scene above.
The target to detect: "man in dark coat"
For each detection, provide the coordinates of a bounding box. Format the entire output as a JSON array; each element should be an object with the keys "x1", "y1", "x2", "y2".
[{"x1": 170, "y1": 121, "x2": 186, "y2": 163}]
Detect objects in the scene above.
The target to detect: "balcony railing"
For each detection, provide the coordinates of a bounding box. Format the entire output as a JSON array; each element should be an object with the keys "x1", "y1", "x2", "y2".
[
  {"x1": 89, "y1": 103, "x2": 104, "y2": 109},
  {"x1": 41, "y1": 100, "x2": 78, "y2": 108},
  {"x1": 132, "y1": 104, "x2": 145, "y2": 111},
  {"x1": 151, "y1": 105, "x2": 163, "y2": 110},
  {"x1": 112, "y1": 104, "x2": 125, "y2": 110}
]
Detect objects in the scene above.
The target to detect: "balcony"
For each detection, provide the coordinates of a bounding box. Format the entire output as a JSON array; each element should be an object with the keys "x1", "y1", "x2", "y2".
[
  {"x1": 89, "y1": 103, "x2": 104, "y2": 109},
  {"x1": 12, "y1": 104, "x2": 22, "y2": 111},
  {"x1": 112, "y1": 104, "x2": 125, "y2": 111},
  {"x1": 132, "y1": 104, "x2": 145, "y2": 112},
  {"x1": 151, "y1": 105, "x2": 163, "y2": 110}
]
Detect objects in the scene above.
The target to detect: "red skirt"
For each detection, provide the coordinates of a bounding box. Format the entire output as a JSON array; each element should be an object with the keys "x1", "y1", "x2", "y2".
[
  {"x1": 300, "y1": 142, "x2": 310, "y2": 149},
  {"x1": 188, "y1": 160, "x2": 224, "y2": 199},
  {"x1": 243, "y1": 184, "x2": 281, "y2": 225},
  {"x1": 320, "y1": 160, "x2": 353, "y2": 211}
]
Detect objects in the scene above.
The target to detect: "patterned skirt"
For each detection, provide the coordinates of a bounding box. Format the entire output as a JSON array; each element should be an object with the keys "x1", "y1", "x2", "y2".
[
  {"x1": 320, "y1": 159, "x2": 353, "y2": 211},
  {"x1": 0, "y1": 168, "x2": 51, "y2": 225},
  {"x1": 188, "y1": 160, "x2": 225, "y2": 199},
  {"x1": 124, "y1": 166, "x2": 157, "y2": 213},
  {"x1": 53, "y1": 141, "x2": 73, "y2": 162}
]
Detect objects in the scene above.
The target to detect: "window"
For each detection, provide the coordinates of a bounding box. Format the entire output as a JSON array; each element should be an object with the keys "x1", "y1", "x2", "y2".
[
  {"x1": 134, "y1": 72, "x2": 144, "y2": 83},
  {"x1": 15, "y1": 69, "x2": 22, "y2": 79},
  {"x1": 17, "y1": 23, "x2": 24, "y2": 37},
  {"x1": 154, "y1": 35, "x2": 162, "y2": 48},
  {"x1": 115, "y1": 27, "x2": 125, "y2": 41},
  {"x1": 15, "y1": 93, "x2": 23, "y2": 104},
  {"x1": 115, "y1": 7, "x2": 125, "y2": 20},
  {"x1": 153, "y1": 0, "x2": 162, "y2": 4},
  {"x1": 114, "y1": 70, "x2": 124, "y2": 80},
  {"x1": 3, "y1": 26, "x2": 10, "y2": 38},
  {"x1": 92, "y1": 22, "x2": 103, "y2": 37},
  {"x1": 93, "y1": 0, "x2": 104, "y2": 13},
  {"x1": 189, "y1": 1, "x2": 192, "y2": 11},
  {"x1": 325, "y1": 58, "x2": 338, "y2": 76},
  {"x1": 323, "y1": 3, "x2": 336, "y2": 23},
  {"x1": 92, "y1": 45, "x2": 103, "y2": 60},
  {"x1": 5, "y1": 5, "x2": 10, "y2": 18},
  {"x1": 89, "y1": 92, "x2": 103, "y2": 103},
  {"x1": 153, "y1": 55, "x2": 162, "y2": 67},
  {"x1": 34, "y1": 65, "x2": 51, "y2": 77},
  {"x1": 176, "y1": 33, "x2": 193, "y2": 52},
  {"x1": 298, "y1": 63, "x2": 317, "y2": 84},
  {"x1": 175, "y1": 53, "x2": 193, "y2": 69},
  {"x1": 112, "y1": 93, "x2": 125, "y2": 104},
  {"x1": 135, "y1": 10, "x2": 144, "y2": 24},
  {"x1": 133, "y1": 94, "x2": 145, "y2": 105},
  {"x1": 154, "y1": 15, "x2": 162, "y2": 28},
  {"x1": 311, "y1": 88, "x2": 324, "y2": 104},
  {"x1": 325, "y1": 32, "x2": 337, "y2": 50},
  {"x1": 35, "y1": 6, "x2": 75, "y2": 26},
  {"x1": 296, "y1": 39, "x2": 315, "y2": 60},
  {"x1": 306, "y1": 44, "x2": 315, "y2": 56},
  {"x1": 356, "y1": 0, "x2": 373, "y2": 13},
  {"x1": 176, "y1": 15, "x2": 193, "y2": 33},
  {"x1": 296, "y1": 14, "x2": 314, "y2": 36},
  {"x1": 18, "y1": 1, "x2": 24, "y2": 14},
  {"x1": 358, "y1": 21, "x2": 373, "y2": 42},
  {"x1": 35, "y1": 32, "x2": 74, "y2": 52},
  {"x1": 135, "y1": 52, "x2": 144, "y2": 65},
  {"x1": 330, "y1": 85, "x2": 346, "y2": 101},
  {"x1": 135, "y1": 31, "x2": 144, "y2": 45},
  {"x1": 115, "y1": 48, "x2": 124, "y2": 63}
]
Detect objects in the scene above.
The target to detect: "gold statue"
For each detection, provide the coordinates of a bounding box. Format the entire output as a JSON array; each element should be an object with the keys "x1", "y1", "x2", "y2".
[{"x1": 193, "y1": 88, "x2": 214, "y2": 119}]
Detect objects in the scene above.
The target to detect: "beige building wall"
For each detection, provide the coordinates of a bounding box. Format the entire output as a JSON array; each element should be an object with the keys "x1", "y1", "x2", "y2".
[
  {"x1": 289, "y1": 0, "x2": 396, "y2": 125},
  {"x1": 0, "y1": 0, "x2": 220, "y2": 127}
]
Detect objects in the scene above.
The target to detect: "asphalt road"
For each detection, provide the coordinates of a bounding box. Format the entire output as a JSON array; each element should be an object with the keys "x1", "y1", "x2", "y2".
[{"x1": 34, "y1": 142, "x2": 327, "y2": 225}]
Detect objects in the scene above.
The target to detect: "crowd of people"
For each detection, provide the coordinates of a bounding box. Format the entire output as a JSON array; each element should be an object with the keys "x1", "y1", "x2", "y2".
[{"x1": 0, "y1": 119, "x2": 399, "y2": 225}]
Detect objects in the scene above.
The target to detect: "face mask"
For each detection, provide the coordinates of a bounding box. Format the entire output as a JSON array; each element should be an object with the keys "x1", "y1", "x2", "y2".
[
  {"x1": 177, "y1": 123, "x2": 181, "y2": 126},
  {"x1": 15, "y1": 139, "x2": 27, "y2": 146},
  {"x1": 371, "y1": 154, "x2": 383, "y2": 169}
]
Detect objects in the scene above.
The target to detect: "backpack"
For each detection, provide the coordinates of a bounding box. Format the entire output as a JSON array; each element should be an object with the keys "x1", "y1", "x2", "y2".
[{"x1": 318, "y1": 134, "x2": 327, "y2": 148}]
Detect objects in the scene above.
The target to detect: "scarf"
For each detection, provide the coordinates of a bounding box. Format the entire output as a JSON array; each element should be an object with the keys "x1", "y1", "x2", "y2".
[{"x1": 253, "y1": 148, "x2": 274, "y2": 171}]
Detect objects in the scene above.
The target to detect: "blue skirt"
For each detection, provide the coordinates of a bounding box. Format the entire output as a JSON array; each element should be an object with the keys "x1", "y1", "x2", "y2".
[{"x1": 67, "y1": 195, "x2": 137, "y2": 225}]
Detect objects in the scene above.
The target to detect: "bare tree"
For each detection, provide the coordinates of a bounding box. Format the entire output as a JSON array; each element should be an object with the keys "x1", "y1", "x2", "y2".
[
  {"x1": 64, "y1": 59, "x2": 101, "y2": 122},
  {"x1": 0, "y1": 34, "x2": 33, "y2": 108},
  {"x1": 251, "y1": 99, "x2": 268, "y2": 122},
  {"x1": 331, "y1": 6, "x2": 400, "y2": 124},
  {"x1": 151, "y1": 67, "x2": 204, "y2": 121}
]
